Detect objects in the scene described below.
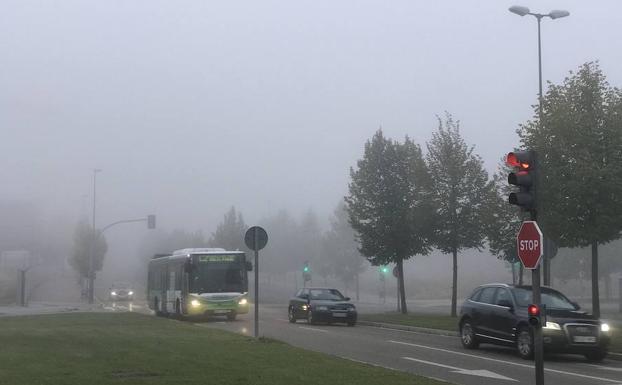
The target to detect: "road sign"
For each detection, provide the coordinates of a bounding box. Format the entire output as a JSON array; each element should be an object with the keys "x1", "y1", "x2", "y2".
[
  {"x1": 516, "y1": 221, "x2": 543, "y2": 269},
  {"x1": 392, "y1": 266, "x2": 399, "y2": 278},
  {"x1": 245, "y1": 226, "x2": 268, "y2": 251}
]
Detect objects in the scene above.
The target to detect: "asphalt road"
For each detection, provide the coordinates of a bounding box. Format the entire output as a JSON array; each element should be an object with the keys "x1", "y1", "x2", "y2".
[{"x1": 105, "y1": 301, "x2": 622, "y2": 385}]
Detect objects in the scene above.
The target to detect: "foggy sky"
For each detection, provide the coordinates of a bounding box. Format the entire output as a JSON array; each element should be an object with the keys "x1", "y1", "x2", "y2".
[{"x1": 2, "y1": 1, "x2": 622, "y2": 259}]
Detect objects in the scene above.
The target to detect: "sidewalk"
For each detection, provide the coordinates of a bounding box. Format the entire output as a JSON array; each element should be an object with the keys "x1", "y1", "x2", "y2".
[{"x1": 0, "y1": 301, "x2": 102, "y2": 317}]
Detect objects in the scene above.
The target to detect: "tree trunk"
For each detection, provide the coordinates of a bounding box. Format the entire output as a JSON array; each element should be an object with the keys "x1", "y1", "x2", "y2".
[
  {"x1": 511, "y1": 263, "x2": 517, "y2": 285},
  {"x1": 451, "y1": 249, "x2": 458, "y2": 317},
  {"x1": 604, "y1": 273, "x2": 611, "y2": 301},
  {"x1": 355, "y1": 273, "x2": 360, "y2": 302},
  {"x1": 518, "y1": 264, "x2": 524, "y2": 285},
  {"x1": 397, "y1": 258, "x2": 407, "y2": 314},
  {"x1": 591, "y1": 241, "x2": 600, "y2": 318}
]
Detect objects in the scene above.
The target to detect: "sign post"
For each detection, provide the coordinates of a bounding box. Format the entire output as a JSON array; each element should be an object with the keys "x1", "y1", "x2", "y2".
[
  {"x1": 244, "y1": 226, "x2": 268, "y2": 339},
  {"x1": 517, "y1": 220, "x2": 544, "y2": 385}
]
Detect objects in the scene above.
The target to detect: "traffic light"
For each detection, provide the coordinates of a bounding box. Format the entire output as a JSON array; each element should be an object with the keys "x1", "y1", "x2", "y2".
[
  {"x1": 303, "y1": 261, "x2": 311, "y2": 282},
  {"x1": 379, "y1": 266, "x2": 388, "y2": 281},
  {"x1": 147, "y1": 214, "x2": 156, "y2": 229},
  {"x1": 527, "y1": 304, "x2": 547, "y2": 328},
  {"x1": 506, "y1": 150, "x2": 537, "y2": 212}
]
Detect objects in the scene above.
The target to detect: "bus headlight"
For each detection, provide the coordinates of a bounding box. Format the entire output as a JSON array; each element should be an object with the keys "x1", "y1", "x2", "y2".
[
  {"x1": 110, "y1": 291, "x2": 117, "y2": 296},
  {"x1": 238, "y1": 298, "x2": 248, "y2": 305},
  {"x1": 601, "y1": 323, "x2": 610, "y2": 333},
  {"x1": 128, "y1": 291, "x2": 134, "y2": 296},
  {"x1": 191, "y1": 300, "x2": 200, "y2": 307}
]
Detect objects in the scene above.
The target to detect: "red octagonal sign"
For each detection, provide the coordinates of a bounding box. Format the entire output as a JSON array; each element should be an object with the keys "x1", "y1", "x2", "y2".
[{"x1": 517, "y1": 221, "x2": 543, "y2": 269}]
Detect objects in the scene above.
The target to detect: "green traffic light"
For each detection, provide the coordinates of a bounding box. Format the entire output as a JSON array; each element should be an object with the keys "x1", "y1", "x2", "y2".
[
  {"x1": 381, "y1": 267, "x2": 388, "y2": 273},
  {"x1": 303, "y1": 266, "x2": 309, "y2": 272}
]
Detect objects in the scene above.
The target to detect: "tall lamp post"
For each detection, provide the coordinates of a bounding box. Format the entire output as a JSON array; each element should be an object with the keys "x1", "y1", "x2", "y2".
[
  {"x1": 88, "y1": 168, "x2": 102, "y2": 304},
  {"x1": 509, "y1": 6, "x2": 569, "y2": 385}
]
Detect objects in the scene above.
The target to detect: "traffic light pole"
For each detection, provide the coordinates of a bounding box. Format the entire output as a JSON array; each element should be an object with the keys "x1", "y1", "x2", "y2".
[{"x1": 531, "y1": 206, "x2": 544, "y2": 385}]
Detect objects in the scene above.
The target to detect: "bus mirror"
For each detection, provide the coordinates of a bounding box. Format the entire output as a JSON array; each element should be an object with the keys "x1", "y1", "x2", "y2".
[{"x1": 246, "y1": 261, "x2": 253, "y2": 271}]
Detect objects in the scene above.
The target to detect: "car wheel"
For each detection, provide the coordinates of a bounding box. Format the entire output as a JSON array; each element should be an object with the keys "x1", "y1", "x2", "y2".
[
  {"x1": 307, "y1": 310, "x2": 315, "y2": 325},
  {"x1": 585, "y1": 349, "x2": 607, "y2": 362},
  {"x1": 347, "y1": 321, "x2": 356, "y2": 327},
  {"x1": 516, "y1": 327, "x2": 534, "y2": 360},
  {"x1": 460, "y1": 320, "x2": 479, "y2": 349},
  {"x1": 288, "y1": 306, "x2": 297, "y2": 323}
]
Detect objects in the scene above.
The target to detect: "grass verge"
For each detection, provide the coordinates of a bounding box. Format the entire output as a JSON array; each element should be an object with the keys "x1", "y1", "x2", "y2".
[
  {"x1": 359, "y1": 312, "x2": 458, "y2": 332},
  {"x1": 0, "y1": 312, "x2": 447, "y2": 385}
]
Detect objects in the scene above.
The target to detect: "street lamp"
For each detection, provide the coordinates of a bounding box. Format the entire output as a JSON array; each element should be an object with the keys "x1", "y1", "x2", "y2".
[
  {"x1": 88, "y1": 168, "x2": 102, "y2": 304},
  {"x1": 508, "y1": 7, "x2": 568, "y2": 385},
  {"x1": 508, "y1": 6, "x2": 570, "y2": 121}
]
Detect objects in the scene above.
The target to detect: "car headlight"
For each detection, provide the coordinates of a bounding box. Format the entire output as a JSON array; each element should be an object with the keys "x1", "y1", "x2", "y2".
[
  {"x1": 543, "y1": 322, "x2": 561, "y2": 330},
  {"x1": 601, "y1": 323, "x2": 610, "y2": 333},
  {"x1": 348, "y1": 305, "x2": 356, "y2": 311},
  {"x1": 128, "y1": 291, "x2": 134, "y2": 296},
  {"x1": 316, "y1": 306, "x2": 328, "y2": 311},
  {"x1": 301, "y1": 304, "x2": 309, "y2": 310},
  {"x1": 238, "y1": 298, "x2": 248, "y2": 305},
  {"x1": 191, "y1": 299, "x2": 200, "y2": 307},
  {"x1": 110, "y1": 291, "x2": 117, "y2": 296}
]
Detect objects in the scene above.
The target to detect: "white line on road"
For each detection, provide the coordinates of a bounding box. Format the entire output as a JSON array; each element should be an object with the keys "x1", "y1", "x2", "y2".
[
  {"x1": 389, "y1": 340, "x2": 621, "y2": 383},
  {"x1": 402, "y1": 356, "x2": 518, "y2": 381},
  {"x1": 588, "y1": 364, "x2": 622, "y2": 372},
  {"x1": 298, "y1": 326, "x2": 328, "y2": 333}
]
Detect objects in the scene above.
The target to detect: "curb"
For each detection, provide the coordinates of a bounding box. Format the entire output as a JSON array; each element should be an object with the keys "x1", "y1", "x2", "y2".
[{"x1": 358, "y1": 320, "x2": 459, "y2": 337}]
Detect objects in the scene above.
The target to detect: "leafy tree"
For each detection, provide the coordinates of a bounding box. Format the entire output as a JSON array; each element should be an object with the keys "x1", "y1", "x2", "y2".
[
  {"x1": 69, "y1": 221, "x2": 108, "y2": 279},
  {"x1": 322, "y1": 202, "x2": 368, "y2": 299},
  {"x1": 208, "y1": 206, "x2": 249, "y2": 251},
  {"x1": 518, "y1": 62, "x2": 622, "y2": 317},
  {"x1": 346, "y1": 130, "x2": 434, "y2": 314},
  {"x1": 485, "y1": 160, "x2": 525, "y2": 284},
  {"x1": 259, "y1": 209, "x2": 302, "y2": 275},
  {"x1": 426, "y1": 114, "x2": 489, "y2": 317}
]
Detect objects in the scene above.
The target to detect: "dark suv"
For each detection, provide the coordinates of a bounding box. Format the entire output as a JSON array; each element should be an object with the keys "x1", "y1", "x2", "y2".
[{"x1": 459, "y1": 283, "x2": 611, "y2": 362}]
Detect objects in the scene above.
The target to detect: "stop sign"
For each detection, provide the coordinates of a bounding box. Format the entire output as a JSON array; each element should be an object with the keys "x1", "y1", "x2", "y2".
[{"x1": 517, "y1": 221, "x2": 543, "y2": 269}]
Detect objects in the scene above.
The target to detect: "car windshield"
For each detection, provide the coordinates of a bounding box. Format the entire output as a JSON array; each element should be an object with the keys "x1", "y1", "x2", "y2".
[
  {"x1": 309, "y1": 289, "x2": 345, "y2": 301},
  {"x1": 512, "y1": 287, "x2": 576, "y2": 310}
]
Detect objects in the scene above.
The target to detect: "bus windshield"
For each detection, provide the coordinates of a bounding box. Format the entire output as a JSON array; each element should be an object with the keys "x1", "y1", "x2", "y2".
[{"x1": 190, "y1": 255, "x2": 245, "y2": 294}]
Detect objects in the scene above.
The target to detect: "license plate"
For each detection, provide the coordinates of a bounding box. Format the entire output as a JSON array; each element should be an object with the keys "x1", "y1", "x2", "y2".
[
  {"x1": 332, "y1": 312, "x2": 347, "y2": 318},
  {"x1": 573, "y1": 336, "x2": 596, "y2": 343},
  {"x1": 214, "y1": 310, "x2": 229, "y2": 314}
]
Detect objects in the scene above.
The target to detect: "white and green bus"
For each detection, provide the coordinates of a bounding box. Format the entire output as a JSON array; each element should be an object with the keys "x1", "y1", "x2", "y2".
[{"x1": 147, "y1": 248, "x2": 251, "y2": 320}]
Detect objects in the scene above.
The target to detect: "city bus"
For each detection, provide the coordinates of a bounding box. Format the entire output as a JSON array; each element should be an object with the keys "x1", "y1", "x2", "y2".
[{"x1": 147, "y1": 248, "x2": 251, "y2": 320}]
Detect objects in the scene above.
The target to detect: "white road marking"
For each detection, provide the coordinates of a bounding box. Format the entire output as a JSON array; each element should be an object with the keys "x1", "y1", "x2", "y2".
[
  {"x1": 402, "y1": 356, "x2": 517, "y2": 381},
  {"x1": 589, "y1": 365, "x2": 622, "y2": 372},
  {"x1": 389, "y1": 340, "x2": 622, "y2": 383},
  {"x1": 298, "y1": 326, "x2": 328, "y2": 333}
]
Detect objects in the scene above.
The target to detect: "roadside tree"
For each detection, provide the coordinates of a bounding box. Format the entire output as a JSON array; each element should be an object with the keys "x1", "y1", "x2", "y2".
[
  {"x1": 426, "y1": 114, "x2": 489, "y2": 317},
  {"x1": 346, "y1": 130, "x2": 435, "y2": 314}
]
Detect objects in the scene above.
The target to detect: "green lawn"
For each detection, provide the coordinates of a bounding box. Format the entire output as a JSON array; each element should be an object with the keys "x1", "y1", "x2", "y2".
[
  {"x1": 359, "y1": 312, "x2": 458, "y2": 332},
  {"x1": 0, "y1": 312, "x2": 447, "y2": 385}
]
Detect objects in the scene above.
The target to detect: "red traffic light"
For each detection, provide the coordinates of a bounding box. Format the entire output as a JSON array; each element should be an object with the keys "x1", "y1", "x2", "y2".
[
  {"x1": 528, "y1": 304, "x2": 540, "y2": 317},
  {"x1": 506, "y1": 152, "x2": 532, "y2": 170}
]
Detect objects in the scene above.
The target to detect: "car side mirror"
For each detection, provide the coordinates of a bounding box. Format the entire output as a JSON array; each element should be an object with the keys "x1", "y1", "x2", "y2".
[
  {"x1": 498, "y1": 300, "x2": 513, "y2": 310},
  {"x1": 571, "y1": 301, "x2": 580, "y2": 310},
  {"x1": 245, "y1": 261, "x2": 253, "y2": 271},
  {"x1": 344, "y1": 297, "x2": 351, "y2": 301}
]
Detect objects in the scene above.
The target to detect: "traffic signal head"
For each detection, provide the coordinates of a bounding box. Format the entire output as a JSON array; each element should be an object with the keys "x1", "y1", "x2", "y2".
[
  {"x1": 303, "y1": 266, "x2": 309, "y2": 272},
  {"x1": 147, "y1": 214, "x2": 156, "y2": 229},
  {"x1": 381, "y1": 266, "x2": 388, "y2": 274},
  {"x1": 528, "y1": 304, "x2": 541, "y2": 327},
  {"x1": 506, "y1": 151, "x2": 537, "y2": 211}
]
